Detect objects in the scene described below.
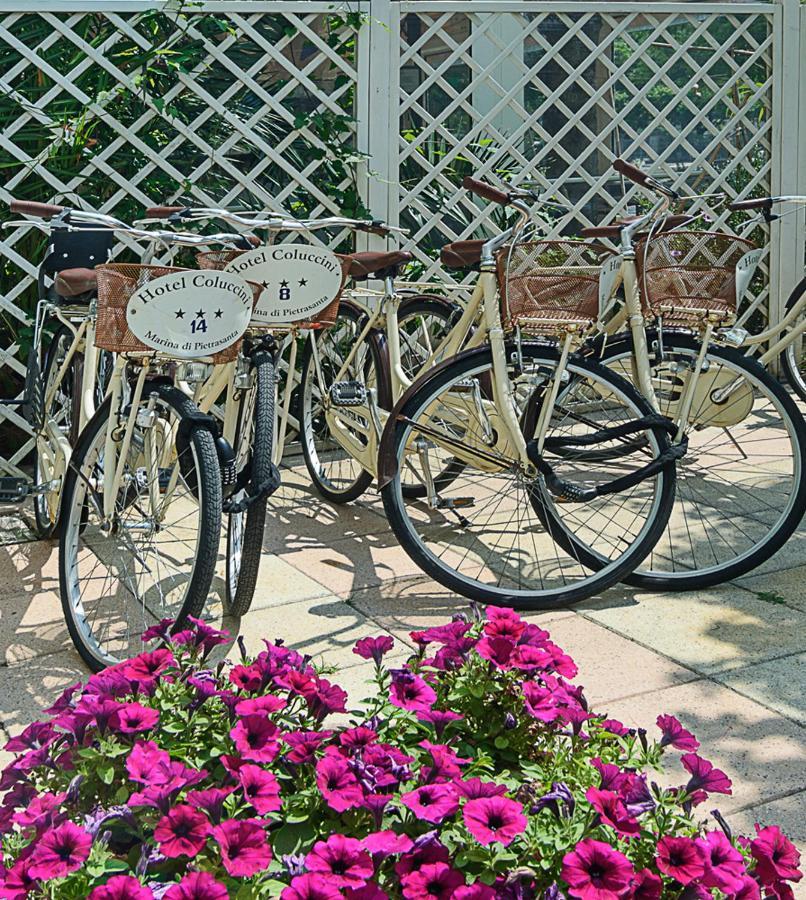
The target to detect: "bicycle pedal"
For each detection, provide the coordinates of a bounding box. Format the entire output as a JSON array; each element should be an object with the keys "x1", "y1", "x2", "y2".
[
  {"x1": 0, "y1": 477, "x2": 29, "y2": 504},
  {"x1": 330, "y1": 381, "x2": 368, "y2": 407},
  {"x1": 434, "y1": 496, "x2": 475, "y2": 510}
]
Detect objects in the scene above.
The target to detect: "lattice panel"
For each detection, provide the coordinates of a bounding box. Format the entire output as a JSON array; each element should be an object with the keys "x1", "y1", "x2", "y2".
[
  {"x1": 0, "y1": 3, "x2": 367, "y2": 473},
  {"x1": 397, "y1": 2, "x2": 776, "y2": 314}
]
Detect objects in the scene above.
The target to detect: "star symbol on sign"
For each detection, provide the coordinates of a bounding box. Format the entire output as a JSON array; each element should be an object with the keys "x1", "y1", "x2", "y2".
[
  {"x1": 260, "y1": 281, "x2": 270, "y2": 290},
  {"x1": 175, "y1": 309, "x2": 185, "y2": 319},
  {"x1": 195, "y1": 309, "x2": 205, "y2": 318},
  {"x1": 280, "y1": 280, "x2": 289, "y2": 287},
  {"x1": 214, "y1": 309, "x2": 223, "y2": 319},
  {"x1": 298, "y1": 278, "x2": 308, "y2": 287}
]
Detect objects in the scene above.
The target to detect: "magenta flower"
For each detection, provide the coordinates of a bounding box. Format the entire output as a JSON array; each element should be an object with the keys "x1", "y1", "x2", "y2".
[
  {"x1": 346, "y1": 885, "x2": 389, "y2": 900},
  {"x1": 599, "y1": 719, "x2": 629, "y2": 737},
  {"x1": 389, "y1": 671, "x2": 437, "y2": 713},
  {"x1": 315, "y1": 750, "x2": 364, "y2": 812},
  {"x1": 415, "y1": 709, "x2": 463, "y2": 737},
  {"x1": 463, "y1": 796, "x2": 527, "y2": 846},
  {"x1": 681, "y1": 753, "x2": 732, "y2": 797},
  {"x1": 126, "y1": 740, "x2": 168, "y2": 783},
  {"x1": 229, "y1": 663, "x2": 264, "y2": 692},
  {"x1": 700, "y1": 830, "x2": 746, "y2": 894},
  {"x1": 732, "y1": 874, "x2": 762, "y2": 900},
  {"x1": 141, "y1": 618, "x2": 173, "y2": 643},
  {"x1": 185, "y1": 787, "x2": 234, "y2": 824},
  {"x1": 522, "y1": 683, "x2": 560, "y2": 722},
  {"x1": 163, "y1": 872, "x2": 229, "y2": 900},
  {"x1": 1, "y1": 857, "x2": 38, "y2": 897},
  {"x1": 122, "y1": 649, "x2": 176, "y2": 682},
  {"x1": 284, "y1": 730, "x2": 332, "y2": 764},
  {"x1": 238, "y1": 764, "x2": 282, "y2": 815},
  {"x1": 655, "y1": 835, "x2": 707, "y2": 885},
  {"x1": 585, "y1": 787, "x2": 640, "y2": 836},
  {"x1": 353, "y1": 636, "x2": 395, "y2": 665},
  {"x1": 110, "y1": 702, "x2": 159, "y2": 734},
  {"x1": 88, "y1": 875, "x2": 154, "y2": 899},
  {"x1": 340, "y1": 726, "x2": 379, "y2": 750},
  {"x1": 561, "y1": 839, "x2": 634, "y2": 900},
  {"x1": 4, "y1": 721, "x2": 56, "y2": 753},
  {"x1": 306, "y1": 834, "x2": 374, "y2": 887},
  {"x1": 212, "y1": 818, "x2": 272, "y2": 877},
  {"x1": 282, "y1": 874, "x2": 342, "y2": 900},
  {"x1": 630, "y1": 869, "x2": 662, "y2": 900},
  {"x1": 153, "y1": 804, "x2": 210, "y2": 858},
  {"x1": 401, "y1": 861, "x2": 465, "y2": 900},
  {"x1": 13, "y1": 791, "x2": 66, "y2": 831},
  {"x1": 400, "y1": 783, "x2": 459, "y2": 824},
  {"x1": 657, "y1": 714, "x2": 699, "y2": 751},
  {"x1": 363, "y1": 830, "x2": 414, "y2": 857},
  {"x1": 475, "y1": 635, "x2": 516, "y2": 668},
  {"x1": 455, "y1": 886, "x2": 496, "y2": 900},
  {"x1": 230, "y1": 714, "x2": 281, "y2": 763},
  {"x1": 750, "y1": 824, "x2": 802, "y2": 887},
  {"x1": 234, "y1": 694, "x2": 287, "y2": 716},
  {"x1": 307, "y1": 678, "x2": 348, "y2": 720},
  {"x1": 483, "y1": 607, "x2": 525, "y2": 641},
  {"x1": 455, "y1": 778, "x2": 508, "y2": 800},
  {"x1": 28, "y1": 821, "x2": 92, "y2": 880}
]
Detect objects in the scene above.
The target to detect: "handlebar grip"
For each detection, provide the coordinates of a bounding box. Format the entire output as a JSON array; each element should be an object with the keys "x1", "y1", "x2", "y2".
[
  {"x1": 463, "y1": 176, "x2": 510, "y2": 206},
  {"x1": 728, "y1": 197, "x2": 772, "y2": 212},
  {"x1": 612, "y1": 158, "x2": 652, "y2": 188},
  {"x1": 144, "y1": 205, "x2": 187, "y2": 218},
  {"x1": 9, "y1": 199, "x2": 65, "y2": 220}
]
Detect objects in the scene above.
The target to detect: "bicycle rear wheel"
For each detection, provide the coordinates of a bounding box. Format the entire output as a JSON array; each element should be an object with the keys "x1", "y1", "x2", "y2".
[
  {"x1": 59, "y1": 384, "x2": 221, "y2": 670},
  {"x1": 380, "y1": 344, "x2": 676, "y2": 608},
  {"x1": 779, "y1": 276, "x2": 806, "y2": 402},
  {"x1": 601, "y1": 333, "x2": 806, "y2": 589}
]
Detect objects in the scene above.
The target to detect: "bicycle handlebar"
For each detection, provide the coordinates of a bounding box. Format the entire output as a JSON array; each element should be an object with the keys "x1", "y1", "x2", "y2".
[
  {"x1": 613, "y1": 158, "x2": 678, "y2": 199},
  {"x1": 9, "y1": 199, "x2": 66, "y2": 220},
  {"x1": 463, "y1": 176, "x2": 510, "y2": 206}
]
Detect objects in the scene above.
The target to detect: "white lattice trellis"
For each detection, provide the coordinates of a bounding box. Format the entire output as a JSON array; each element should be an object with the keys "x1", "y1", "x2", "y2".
[{"x1": 0, "y1": 0, "x2": 803, "y2": 475}]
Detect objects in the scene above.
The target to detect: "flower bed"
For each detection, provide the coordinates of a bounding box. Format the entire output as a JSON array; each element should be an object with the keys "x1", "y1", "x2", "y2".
[{"x1": 0, "y1": 608, "x2": 801, "y2": 899}]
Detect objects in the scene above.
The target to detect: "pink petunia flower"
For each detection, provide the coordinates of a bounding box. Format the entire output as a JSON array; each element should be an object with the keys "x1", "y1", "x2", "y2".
[
  {"x1": 483, "y1": 606, "x2": 525, "y2": 641},
  {"x1": 395, "y1": 838, "x2": 450, "y2": 878},
  {"x1": 307, "y1": 678, "x2": 348, "y2": 721},
  {"x1": 521, "y1": 683, "x2": 560, "y2": 723},
  {"x1": 306, "y1": 834, "x2": 374, "y2": 887},
  {"x1": 655, "y1": 835, "x2": 706, "y2": 885},
  {"x1": 389, "y1": 671, "x2": 437, "y2": 713},
  {"x1": 4, "y1": 721, "x2": 56, "y2": 753},
  {"x1": 475, "y1": 636, "x2": 516, "y2": 668},
  {"x1": 230, "y1": 715, "x2": 281, "y2": 763},
  {"x1": 363, "y1": 830, "x2": 414, "y2": 857},
  {"x1": 400, "y1": 861, "x2": 465, "y2": 900},
  {"x1": 340, "y1": 727, "x2": 378, "y2": 750},
  {"x1": 400, "y1": 783, "x2": 459, "y2": 824},
  {"x1": 238, "y1": 764, "x2": 282, "y2": 815},
  {"x1": 234, "y1": 694, "x2": 287, "y2": 716},
  {"x1": 315, "y1": 750, "x2": 364, "y2": 812},
  {"x1": 732, "y1": 874, "x2": 762, "y2": 900},
  {"x1": 212, "y1": 818, "x2": 272, "y2": 878},
  {"x1": 284, "y1": 730, "x2": 333, "y2": 764},
  {"x1": 681, "y1": 753, "x2": 732, "y2": 798},
  {"x1": 463, "y1": 796, "x2": 527, "y2": 846},
  {"x1": 153, "y1": 804, "x2": 210, "y2": 858},
  {"x1": 700, "y1": 830, "x2": 746, "y2": 894},
  {"x1": 110, "y1": 702, "x2": 159, "y2": 734},
  {"x1": 599, "y1": 719, "x2": 629, "y2": 737},
  {"x1": 13, "y1": 791, "x2": 66, "y2": 831},
  {"x1": 656, "y1": 714, "x2": 699, "y2": 751},
  {"x1": 454, "y1": 886, "x2": 496, "y2": 900},
  {"x1": 353, "y1": 636, "x2": 395, "y2": 665},
  {"x1": 141, "y1": 618, "x2": 173, "y2": 643},
  {"x1": 585, "y1": 787, "x2": 640, "y2": 836},
  {"x1": 454, "y1": 778, "x2": 508, "y2": 800},
  {"x1": 28, "y1": 821, "x2": 92, "y2": 880},
  {"x1": 561, "y1": 839, "x2": 634, "y2": 900},
  {"x1": 88, "y1": 875, "x2": 154, "y2": 899},
  {"x1": 163, "y1": 871, "x2": 229, "y2": 900},
  {"x1": 281, "y1": 874, "x2": 343, "y2": 900},
  {"x1": 185, "y1": 787, "x2": 234, "y2": 825},
  {"x1": 630, "y1": 869, "x2": 662, "y2": 900},
  {"x1": 415, "y1": 709, "x2": 463, "y2": 738},
  {"x1": 122, "y1": 649, "x2": 176, "y2": 682},
  {"x1": 229, "y1": 663, "x2": 264, "y2": 693},
  {"x1": 126, "y1": 741, "x2": 168, "y2": 783},
  {"x1": 750, "y1": 824, "x2": 802, "y2": 887},
  {"x1": 1, "y1": 855, "x2": 38, "y2": 898},
  {"x1": 345, "y1": 885, "x2": 389, "y2": 900}
]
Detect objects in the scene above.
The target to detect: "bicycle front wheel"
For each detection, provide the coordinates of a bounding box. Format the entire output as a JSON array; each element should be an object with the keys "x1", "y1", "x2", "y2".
[
  {"x1": 59, "y1": 384, "x2": 222, "y2": 670},
  {"x1": 226, "y1": 349, "x2": 276, "y2": 617},
  {"x1": 602, "y1": 333, "x2": 806, "y2": 589},
  {"x1": 380, "y1": 344, "x2": 676, "y2": 608}
]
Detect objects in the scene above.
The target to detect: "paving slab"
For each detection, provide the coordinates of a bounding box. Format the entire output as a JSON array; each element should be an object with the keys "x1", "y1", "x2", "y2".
[
  {"x1": 580, "y1": 583, "x2": 806, "y2": 675},
  {"x1": 0, "y1": 586, "x2": 74, "y2": 666},
  {"x1": 712, "y1": 652, "x2": 806, "y2": 727},
  {"x1": 735, "y1": 564, "x2": 806, "y2": 614},
  {"x1": 0, "y1": 537, "x2": 59, "y2": 600},
  {"x1": 603, "y1": 679, "x2": 806, "y2": 815}
]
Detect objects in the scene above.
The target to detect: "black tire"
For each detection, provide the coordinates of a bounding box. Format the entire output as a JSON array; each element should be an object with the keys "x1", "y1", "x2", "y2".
[
  {"x1": 299, "y1": 302, "x2": 385, "y2": 503},
  {"x1": 779, "y1": 276, "x2": 806, "y2": 402},
  {"x1": 32, "y1": 324, "x2": 82, "y2": 539},
  {"x1": 600, "y1": 332, "x2": 806, "y2": 589},
  {"x1": 380, "y1": 344, "x2": 676, "y2": 609},
  {"x1": 226, "y1": 350, "x2": 276, "y2": 617},
  {"x1": 59, "y1": 384, "x2": 221, "y2": 671}
]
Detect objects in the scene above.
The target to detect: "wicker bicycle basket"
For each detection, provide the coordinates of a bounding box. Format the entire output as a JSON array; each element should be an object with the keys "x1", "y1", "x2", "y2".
[
  {"x1": 496, "y1": 240, "x2": 603, "y2": 334},
  {"x1": 195, "y1": 249, "x2": 352, "y2": 329},
  {"x1": 635, "y1": 230, "x2": 757, "y2": 325},
  {"x1": 94, "y1": 263, "x2": 257, "y2": 363}
]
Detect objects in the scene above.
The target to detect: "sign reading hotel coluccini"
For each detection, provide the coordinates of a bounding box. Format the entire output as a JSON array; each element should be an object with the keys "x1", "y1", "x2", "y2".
[
  {"x1": 125, "y1": 270, "x2": 253, "y2": 359},
  {"x1": 223, "y1": 243, "x2": 342, "y2": 325}
]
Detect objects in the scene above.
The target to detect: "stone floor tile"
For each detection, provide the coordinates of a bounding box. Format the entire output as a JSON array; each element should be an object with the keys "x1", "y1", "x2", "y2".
[
  {"x1": 603, "y1": 679, "x2": 806, "y2": 813},
  {"x1": 580, "y1": 583, "x2": 806, "y2": 675},
  {"x1": 0, "y1": 586, "x2": 73, "y2": 666},
  {"x1": 712, "y1": 653, "x2": 806, "y2": 727},
  {"x1": 0, "y1": 538, "x2": 59, "y2": 600},
  {"x1": 212, "y1": 549, "x2": 332, "y2": 611},
  {"x1": 537, "y1": 616, "x2": 700, "y2": 706},
  {"x1": 734, "y1": 564, "x2": 806, "y2": 614}
]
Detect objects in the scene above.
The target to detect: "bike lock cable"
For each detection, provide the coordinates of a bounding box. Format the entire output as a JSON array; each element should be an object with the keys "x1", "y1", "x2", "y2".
[
  {"x1": 526, "y1": 414, "x2": 688, "y2": 502},
  {"x1": 222, "y1": 462, "x2": 281, "y2": 515}
]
